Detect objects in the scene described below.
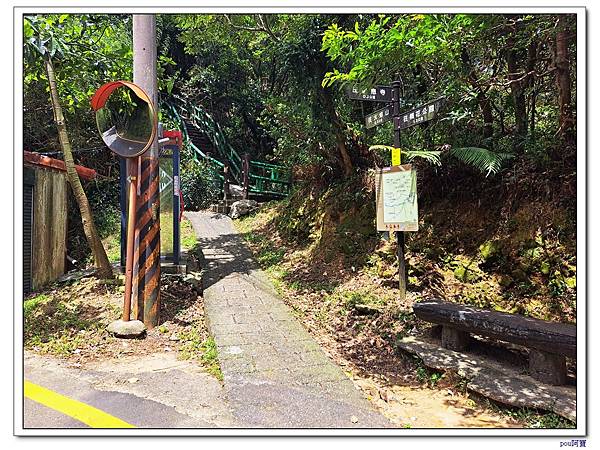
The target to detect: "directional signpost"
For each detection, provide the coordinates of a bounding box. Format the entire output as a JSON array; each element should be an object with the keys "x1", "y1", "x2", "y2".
[
  {"x1": 365, "y1": 105, "x2": 393, "y2": 129},
  {"x1": 394, "y1": 97, "x2": 444, "y2": 130},
  {"x1": 347, "y1": 80, "x2": 444, "y2": 300},
  {"x1": 346, "y1": 85, "x2": 393, "y2": 102}
]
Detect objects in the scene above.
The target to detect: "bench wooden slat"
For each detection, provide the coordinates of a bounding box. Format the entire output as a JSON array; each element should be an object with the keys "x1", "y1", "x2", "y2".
[{"x1": 413, "y1": 300, "x2": 576, "y2": 358}]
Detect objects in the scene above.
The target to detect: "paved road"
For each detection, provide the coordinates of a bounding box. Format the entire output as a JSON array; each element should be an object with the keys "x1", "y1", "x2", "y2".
[
  {"x1": 21, "y1": 212, "x2": 390, "y2": 431},
  {"x1": 186, "y1": 211, "x2": 390, "y2": 428},
  {"x1": 22, "y1": 351, "x2": 234, "y2": 430}
]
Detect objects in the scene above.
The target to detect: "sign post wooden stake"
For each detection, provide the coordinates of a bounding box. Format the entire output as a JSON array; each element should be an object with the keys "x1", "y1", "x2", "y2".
[{"x1": 391, "y1": 80, "x2": 407, "y2": 300}]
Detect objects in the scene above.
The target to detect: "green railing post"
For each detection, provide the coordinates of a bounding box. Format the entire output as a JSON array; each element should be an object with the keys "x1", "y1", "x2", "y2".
[
  {"x1": 223, "y1": 164, "x2": 231, "y2": 200},
  {"x1": 242, "y1": 153, "x2": 250, "y2": 200}
]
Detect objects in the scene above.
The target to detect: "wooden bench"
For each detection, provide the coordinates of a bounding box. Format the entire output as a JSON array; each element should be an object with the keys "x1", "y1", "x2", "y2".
[{"x1": 412, "y1": 299, "x2": 576, "y2": 385}]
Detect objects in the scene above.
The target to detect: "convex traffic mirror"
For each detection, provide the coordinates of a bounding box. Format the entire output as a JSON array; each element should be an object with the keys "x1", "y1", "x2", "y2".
[{"x1": 91, "y1": 81, "x2": 157, "y2": 158}]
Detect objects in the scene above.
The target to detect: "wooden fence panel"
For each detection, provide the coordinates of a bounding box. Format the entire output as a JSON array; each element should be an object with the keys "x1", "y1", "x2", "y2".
[{"x1": 32, "y1": 168, "x2": 67, "y2": 289}]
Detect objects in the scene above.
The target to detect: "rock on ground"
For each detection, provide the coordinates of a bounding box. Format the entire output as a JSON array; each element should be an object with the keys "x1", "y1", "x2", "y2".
[
  {"x1": 107, "y1": 320, "x2": 146, "y2": 338},
  {"x1": 397, "y1": 336, "x2": 576, "y2": 421},
  {"x1": 229, "y1": 200, "x2": 258, "y2": 219}
]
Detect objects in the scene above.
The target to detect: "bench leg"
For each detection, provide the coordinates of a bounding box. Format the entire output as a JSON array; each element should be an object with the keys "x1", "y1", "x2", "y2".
[
  {"x1": 529, "y1": 349, "x2": 567, "y2": 385},
  {"x1": 441, "y1": 326, "x2": 470, "y2": 351}
]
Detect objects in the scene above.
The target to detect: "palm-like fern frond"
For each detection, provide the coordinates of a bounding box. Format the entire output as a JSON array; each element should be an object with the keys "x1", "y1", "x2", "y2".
[
  {"x1": 368, "y1": 145, "x2": 441, "y2": 167},
  {"x1": 403, "y1": 150, "x2": 442, "y2": 166},
  {"x1": 447, "y1": 147, "x2": 514, "y2": 176}
]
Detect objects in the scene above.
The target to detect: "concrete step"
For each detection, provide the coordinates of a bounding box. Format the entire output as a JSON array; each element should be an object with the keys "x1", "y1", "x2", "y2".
[{"x1": 210, "y1": 203, "x2": 230, "y2": 214}]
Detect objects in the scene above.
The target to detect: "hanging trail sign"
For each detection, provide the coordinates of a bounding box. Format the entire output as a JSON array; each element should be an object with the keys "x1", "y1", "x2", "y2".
[
  {"x1": 365, "y1": 105, "x2": 393, "y2": 129},
  {"x1": 346, "y1": 85, "x2": 393, "y2": 102},
  {"x1": 394, "y1": 98, "x2": 445, "y2": 130}
]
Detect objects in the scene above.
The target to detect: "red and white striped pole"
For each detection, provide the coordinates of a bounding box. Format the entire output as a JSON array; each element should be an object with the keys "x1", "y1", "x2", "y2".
[{"x1": 132, "y1": 14, "x2": 161, "y2": 329}]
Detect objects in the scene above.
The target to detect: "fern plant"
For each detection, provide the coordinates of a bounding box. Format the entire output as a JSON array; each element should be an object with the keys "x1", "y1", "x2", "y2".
[
  {"x1": 447, "y1": 147, "x2": 514, "y2": 177},
  {"x1": 368, "y1": 145, "x2": 442, "y2": 166},
  {"x1": 369, "y1": 145, "x2": 513, "y2": 176}
]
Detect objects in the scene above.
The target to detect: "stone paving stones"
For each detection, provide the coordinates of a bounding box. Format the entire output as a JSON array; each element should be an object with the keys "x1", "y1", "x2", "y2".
[{"x1": 185, "y1": 211, "x2": 390, "y2": 428}]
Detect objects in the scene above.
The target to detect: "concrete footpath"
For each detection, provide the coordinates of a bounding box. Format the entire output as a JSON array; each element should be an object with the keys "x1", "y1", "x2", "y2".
[{"x1": 186, "y1": 211, "x2": 390, "y2": 428}]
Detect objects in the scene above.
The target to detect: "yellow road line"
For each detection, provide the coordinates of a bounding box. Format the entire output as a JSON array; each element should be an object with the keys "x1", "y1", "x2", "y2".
[{"x1": 24, "y1": 380, "x2": 136, "y2": 428}]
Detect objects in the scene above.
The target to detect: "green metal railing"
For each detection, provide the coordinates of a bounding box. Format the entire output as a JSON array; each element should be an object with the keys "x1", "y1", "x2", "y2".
[
  {"x1": 248, "y1": 161, "x2": 292, "y2": 197},
  {"x1": 164, "y1": 97, "x2": 292, "y2": 198},
  {"x1": 163, "y1": 101, "x2": 225, "y2": 191}
]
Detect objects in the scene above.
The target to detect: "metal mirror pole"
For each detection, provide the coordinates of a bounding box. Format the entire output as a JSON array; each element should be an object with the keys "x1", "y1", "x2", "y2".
[{"x1": 122, "y1": 158, "x2": 138, "y2": 321}]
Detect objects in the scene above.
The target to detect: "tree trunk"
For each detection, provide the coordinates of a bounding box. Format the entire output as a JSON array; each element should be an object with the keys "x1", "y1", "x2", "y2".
[
  {"x1": 44, "y1": 56, "x2": 113, "y2": 279},
  {"x1": 461, "y1": 50, "x2": 494, "y2": 139},
  {"x1": 313, "y1": 49, "x2": 353, "y2": 178},
  {"x1": 320, "y1": 84, "x2": 353, "y2": 177},
  {"x1": 527, "y1": 40, "x2": 538, "y2": 135},
  {"x1": 506, "y1": 38, "x2": 528, "y2": 152},
  {"x1": 334, "y1": 128, "x2": 353, "y2": 178},
  {"x1": 555, "y1": 16, "x2": 575, "y2": 145}
]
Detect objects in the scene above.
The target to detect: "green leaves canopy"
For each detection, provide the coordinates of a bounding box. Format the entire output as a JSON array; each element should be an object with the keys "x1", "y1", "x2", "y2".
[{"x1": 23, "y1": 14, "x2": 132, "y2": 153}]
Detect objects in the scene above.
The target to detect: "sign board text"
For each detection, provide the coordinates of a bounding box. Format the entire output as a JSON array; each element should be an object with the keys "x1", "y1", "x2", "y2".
[
  {"x1": 365, "y1": 105, "x2": 393, "y2": 129},
  {"x1": 347, "y1": 85, "x2": 393, "y2": 102},
  {"x1": 394, "y1": 98, "x2": 444, "y2": 130}
]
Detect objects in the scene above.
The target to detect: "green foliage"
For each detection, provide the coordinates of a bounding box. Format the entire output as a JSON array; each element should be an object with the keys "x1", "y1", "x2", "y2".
[
  {"x1": 172, "y1": 14, "x2": 360, "y2": 175},
  {"x1": 200, "y1": 337, "x2": 223, "y2": 381},
  {"x1": 482, "y1": 399, "x2": 575, "y2": 429},
  {"x1": 413, "y1": 359, "x2": 444, "y2": 388},
  {"x1": 369, "y1": 145, "x2": 442, "y2": 166},
  {"x1": 321, "y1": 13, "x2": 576, "y2": 162},
  {"x1": 322, "y1": 14, "x2": 477, "y2": 87},
  {"x1": 415, "y1": 365, "x2": 428, "y2": 383},
  {"x1": 23, "y1": 294, "x2": 50, "y2": 316},
  {"x1": 87, "y1": 178, "x2": 121, "y2": 238},
  {"x1": 447, "y1": 147, "x2": 514, "y2": 176},
  {"x1": 479, "y1": 240, "x2": 501, "y2": 262},
  {"x1": 177, "y1": 323, "x2": 203, "y2": 358},
  {"x1": 23, "y1": 14, "x2": 132, "y2": 153},
  {"x1": 513, "y1": 229, "x2": 577, "y2": 303},
  {"x1": 269, "y1": 196, "x2": 314, "y2": 243},
  {"x1": 257, "y1": 247, "x2": 286, "y2": 267},
  {"x1": 180, "y1": 159, "x2": 221, "y2": 210},
  {"x1": 24, "y1": 291, "x2": 108, "y2": 355},
  {"x1": 240, "y1": 230, "x2": 286, "y2": 268},
  {"x1": 369, "y1": 138, "x2": 515, "y2": 177},
  {"x1": 338, "y1": 289, "x2": 382, "y2": 310},
  {"x1": 65, "y1": 177, "x2": 121, "y2": 263},
  {"x1": 178, "y1": 329, "x2": 223, "y2": 380},
  {"x1": 453, "y1": 265, "x2": 481, "y2": 283},
  {"x1": 102, "y1": 233, "x2": 121, "y2": 264},
  {"x1": 180, "y1": 218, "x2": 198, "y2": 250}
]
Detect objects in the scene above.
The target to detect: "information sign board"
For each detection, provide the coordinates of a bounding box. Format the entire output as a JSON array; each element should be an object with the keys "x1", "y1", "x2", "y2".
[{"x1": 375, "y1": 164, "x2": 418, "y2": 232}]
